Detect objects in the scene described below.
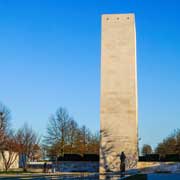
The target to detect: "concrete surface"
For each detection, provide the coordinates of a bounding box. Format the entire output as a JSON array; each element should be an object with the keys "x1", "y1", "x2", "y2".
[{"x1": 100, "y1": 13, "x2": 138, "y2": 173}]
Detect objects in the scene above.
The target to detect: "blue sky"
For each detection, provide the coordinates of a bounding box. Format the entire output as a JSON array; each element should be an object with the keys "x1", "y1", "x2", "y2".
[{"x1": 0, "y1": 0, "x2": 180, "y2": 149}]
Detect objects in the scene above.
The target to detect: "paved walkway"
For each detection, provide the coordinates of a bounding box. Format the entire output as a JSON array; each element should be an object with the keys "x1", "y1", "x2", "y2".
[
  {"x1": 0, "y1": 173, "x2": 98, "y2": 180},
  {"x1": 0, "y1": 173, "x2": 124, "y2": 180},
  {"x1": 148, "y1": 173, "x2": 180, "y2": 180}
]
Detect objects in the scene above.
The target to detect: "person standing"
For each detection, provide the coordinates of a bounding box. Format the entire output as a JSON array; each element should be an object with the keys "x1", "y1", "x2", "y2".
[
  {"x1": 120, "y1": 151, "x2": 126, "y2": 176},
  {"x1": 43, "y1": 162, "x2": 47, "y2": 173}
]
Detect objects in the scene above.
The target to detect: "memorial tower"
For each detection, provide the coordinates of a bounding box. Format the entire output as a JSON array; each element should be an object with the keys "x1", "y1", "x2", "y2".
[{"x1": 100, "y1": 14, "x2": 138, "y2": 173}]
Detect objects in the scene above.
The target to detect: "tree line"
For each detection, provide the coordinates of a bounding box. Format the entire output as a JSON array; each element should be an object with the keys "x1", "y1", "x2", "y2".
[
  {"x1": 141, "y1": 129, "x2": 180, "y2": 156},
  {"x1": 2, "y1": 101, "x2": 180, "y2": 171},
  {"x1": 0, "y1": 103, "x2": 40, "y2": 171},
  {"x1": 0, "y1": 102, "x2": 99, "y2": 171},
  {"x1": 43, "y1": 107, "x2": 99, "y2": 159}
]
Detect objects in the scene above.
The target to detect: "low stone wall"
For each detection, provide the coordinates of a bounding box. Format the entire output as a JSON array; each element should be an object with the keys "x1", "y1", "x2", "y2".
[
  {"x1": 28, "y1": 161, "x2": 99, "y2": 172},
  {"x1": 57, "y1": 161, "x2": 99, "y2": 172},
  {"x1": 138, "y1": 162, "x2": 180, "y2": 173},
  {"x1": 138, "y1": 161, "x2": 162, "y2": 169}
]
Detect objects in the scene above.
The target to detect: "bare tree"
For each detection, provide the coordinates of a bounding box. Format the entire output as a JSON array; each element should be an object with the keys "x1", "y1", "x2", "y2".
[
  {"x1": 141, "y1": 144, "x2": 153, "y2": 155},
  {"x1": 1, "y1": 132, "x2": 20, "y2": 171},
  {"x1": 78, "y1": 125, "x2": 91, "y2": 154},
  {"x1": 155, "y1": 129, "x2": 180, "y2": 156},
  {"x1": 44, "y1": 107, "x2": 100, "y2": 159},
  {"x1": 29, "y1": 144, "x2": 42, "y2": 162},
  {"x1": 0, "y1": 103, "x2": 11, "y2": 150},
  {"x1": 16, "y1": 124, "x2": 39, "y2": 171},
  {"x1": 0, "y1": 103, "x2": 19, "y2": 171},
  {"x1": 73, "y1": 128, "x2": 84, "y2": 155},
  {"x1": 155, "y1": 142, "x2": 166, "y2": 156},
  {"x1": 175, "y1": 129, "x2": 180, "y2": 154},
  {"x1": 44, "y1": 107, "x2": 70, "y2": 157},
  {"x1": 66, "y1": 118, "x2": 78, "y2": 154},
  {"x1": 87, "y1": 132, "x2": 100, "y2": 154}
]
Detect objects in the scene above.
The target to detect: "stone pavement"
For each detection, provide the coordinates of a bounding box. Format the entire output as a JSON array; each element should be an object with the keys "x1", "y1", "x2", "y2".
[{"x1": 0, "y1": 172, "x2": 130, "y2": 180}]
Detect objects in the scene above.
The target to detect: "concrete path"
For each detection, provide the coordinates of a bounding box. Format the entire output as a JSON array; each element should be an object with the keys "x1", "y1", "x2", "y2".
[
  {"x1": 148, "y1": 173, "x2": 180, "y2": 180},
  {"x1": 0, "y1": 173, "x2": 98, "y2": 180}
]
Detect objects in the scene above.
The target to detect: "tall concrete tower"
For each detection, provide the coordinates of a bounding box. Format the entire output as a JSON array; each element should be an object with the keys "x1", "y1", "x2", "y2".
[{"x1": 100, "y1": 14, "x2": 138, "y2": 173}]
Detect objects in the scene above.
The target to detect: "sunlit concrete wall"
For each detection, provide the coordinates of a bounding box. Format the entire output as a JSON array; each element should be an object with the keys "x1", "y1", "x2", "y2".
[
  {"x1": 0, "y1": 151, "x2": 19, "y2": 170},
  {"x1": 100, "y1": 13, "x2": 138, "y2": 173}
]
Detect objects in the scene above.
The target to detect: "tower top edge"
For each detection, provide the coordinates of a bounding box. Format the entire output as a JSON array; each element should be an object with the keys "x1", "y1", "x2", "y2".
[
  {"x1": 101, "y1": 13, "x2": 135, "y2": 23},
  {"x1": 102, "y1": 13, "x2": 135, "y2": 18}
]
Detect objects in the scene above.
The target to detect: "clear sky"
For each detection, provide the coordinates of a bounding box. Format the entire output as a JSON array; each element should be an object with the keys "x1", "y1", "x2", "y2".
[{"x1": 0, "y1": 0, "x2": 180, "y2": 149}]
